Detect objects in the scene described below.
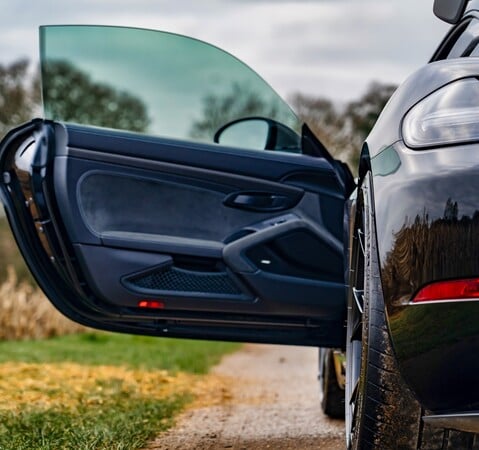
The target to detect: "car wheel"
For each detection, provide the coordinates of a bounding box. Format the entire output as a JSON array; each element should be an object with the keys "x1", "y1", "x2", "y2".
[
  {"x1": 346, "y1": 179, "x2": 479, "y2": 449},
  {"x1": 319, "y1": 348, "x2": 345, "y2": 419}
]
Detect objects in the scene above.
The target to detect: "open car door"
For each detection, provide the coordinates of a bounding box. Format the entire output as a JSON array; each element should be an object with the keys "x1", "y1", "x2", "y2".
[{"x1": 0, "y1": 26, "x2": 353, "y2": 347}]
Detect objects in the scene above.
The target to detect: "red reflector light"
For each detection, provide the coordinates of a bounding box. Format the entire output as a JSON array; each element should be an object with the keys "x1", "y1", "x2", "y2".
[
  {"x1": 138, "y1": 300, "x2": 164, "y2": 309},
  {"x1": 412, "y1": 278, "x2": 479, "y2": 303}
]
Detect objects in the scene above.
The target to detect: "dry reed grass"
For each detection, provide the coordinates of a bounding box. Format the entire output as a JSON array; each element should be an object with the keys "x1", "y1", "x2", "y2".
[{"x1": 0, "y1": 266, "x2": 85, "y2": 340}]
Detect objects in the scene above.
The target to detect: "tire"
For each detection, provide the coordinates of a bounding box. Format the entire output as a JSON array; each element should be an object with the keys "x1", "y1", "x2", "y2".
[
  {"x1": 319, "y1": 348, "x2": 345, "y2": 419},
  {"x1": 346, "y1": 177, "x2": 479, "y2": 450}
]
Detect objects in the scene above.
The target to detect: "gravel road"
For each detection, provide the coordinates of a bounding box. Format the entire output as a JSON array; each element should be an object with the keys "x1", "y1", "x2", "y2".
[{"x1": 147, "y1": 344, "x2": 345, "y2": 449}]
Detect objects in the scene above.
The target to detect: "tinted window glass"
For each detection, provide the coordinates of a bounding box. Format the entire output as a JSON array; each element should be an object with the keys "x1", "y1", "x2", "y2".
[{"x1": 40, "y1": 25, "x2": 301, "y2": 152}]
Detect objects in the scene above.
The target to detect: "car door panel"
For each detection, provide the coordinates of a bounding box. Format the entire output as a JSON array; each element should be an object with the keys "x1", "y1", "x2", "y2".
[
  {"x1": 1, "y1": 120, "x2": 348, "y2": 346},
  {"x1": 55, "y1": 158, "x2": 306, "y2": 244},
  {"x1": 0, "y1": 25, "x2": 354, "y2": 346},
  {"x1": 56, "y1": 124, "x2": 345, "y2": 312}
]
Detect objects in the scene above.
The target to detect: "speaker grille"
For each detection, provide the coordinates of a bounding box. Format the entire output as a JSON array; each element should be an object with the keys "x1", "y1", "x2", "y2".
[{"x1": 126, "y1": 266, "x2": 242, "y2": 295}]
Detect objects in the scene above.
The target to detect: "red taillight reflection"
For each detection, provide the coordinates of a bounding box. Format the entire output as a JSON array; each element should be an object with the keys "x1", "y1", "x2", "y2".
[
  {"x1": 412, "y1": 278, "x2": 479, "y2": 303},
  {"x1": 138, "y1": 300, "x2": 165, "y2": 309}
]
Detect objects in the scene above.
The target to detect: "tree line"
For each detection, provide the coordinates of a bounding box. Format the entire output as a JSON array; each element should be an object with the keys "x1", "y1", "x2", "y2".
[
  {"x1": 290, "y1": 82, "x2": 396, "y2": 169},
  {"x1": 0, "y1": 58, "x2": 396, "y2": 171}
]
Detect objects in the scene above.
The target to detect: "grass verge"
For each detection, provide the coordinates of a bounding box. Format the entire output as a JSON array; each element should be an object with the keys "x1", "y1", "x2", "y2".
[
  {"x1": 0, "y1": 389, "x2": 186, "y2": 450},
  {"x1": 0, "y1": 332, "x2": 240, "y2": 449},
  {"x1": 0, "y1": 332, "x2": 239, "y2": 373}
]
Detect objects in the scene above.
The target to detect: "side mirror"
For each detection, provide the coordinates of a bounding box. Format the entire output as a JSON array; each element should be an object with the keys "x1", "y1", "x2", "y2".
[
  {"x1": 433, "y1": 0, "x2": 468, "y2": 24},
  {"x1": 214, "y1": 117, "x2": 301, "y2": 152}
]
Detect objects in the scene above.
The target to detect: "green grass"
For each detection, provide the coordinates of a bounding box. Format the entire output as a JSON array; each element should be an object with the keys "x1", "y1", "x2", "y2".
[
  {"x1": 0, "y1": 394, "x2": 187, "y2": 450},
  {"x1": 0, "y1": 217, "x2": 241, "y2": 447},
  {"x1": 0, "y1": 332, "x2": 240, "y2": 449},
  {"x1": 0, "y1": 332, "x2": 240, "y2": 374}
]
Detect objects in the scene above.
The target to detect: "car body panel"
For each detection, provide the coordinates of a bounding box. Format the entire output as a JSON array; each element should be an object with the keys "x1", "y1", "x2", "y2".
[
  {"x1": 363, "y1": 38, "x2": 479, "y2": 412},
  {"x1": 0, "y1": 113, "x2": 350, "y2": 347},
  {"x1": 365, "y1": 57, "x2": 479, "y2": 162},
  {"x1": 369, "y1": 138, "x2": 479, "y2": 412}
]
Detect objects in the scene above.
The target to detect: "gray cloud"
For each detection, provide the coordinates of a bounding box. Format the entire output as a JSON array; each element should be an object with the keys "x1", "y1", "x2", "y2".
[{"x1": 0, "y1": 0, "x2": 449, "y2": 101}]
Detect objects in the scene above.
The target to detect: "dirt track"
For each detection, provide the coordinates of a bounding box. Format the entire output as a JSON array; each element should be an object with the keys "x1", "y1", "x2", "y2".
[{"x1": 147, "y1": 344, "x2": 344, "y2": 449}]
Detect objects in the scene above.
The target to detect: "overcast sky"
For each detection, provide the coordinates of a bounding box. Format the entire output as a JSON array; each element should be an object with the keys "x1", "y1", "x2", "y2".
[{"x1": 1, "y1": 0, "x2": 450, "y2": 102}]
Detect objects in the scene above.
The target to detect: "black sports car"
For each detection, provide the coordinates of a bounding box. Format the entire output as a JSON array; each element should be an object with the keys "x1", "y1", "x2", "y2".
[{"x1": 1, "y1": 0, "x2": 479, "y2": 448}]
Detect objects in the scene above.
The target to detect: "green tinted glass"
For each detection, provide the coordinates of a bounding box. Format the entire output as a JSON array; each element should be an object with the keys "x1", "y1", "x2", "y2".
[{"x1": 40, "y1": 25, "x2": 301, "y2": 152}]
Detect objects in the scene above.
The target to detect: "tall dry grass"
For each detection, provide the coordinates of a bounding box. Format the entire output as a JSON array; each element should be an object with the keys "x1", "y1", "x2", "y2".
[
  {"x1": 0, "y1": 266, "x2": 85, "y2": 340},
  {"x1": 0, "y1": 216, "x2": 85, "y2": 339}
]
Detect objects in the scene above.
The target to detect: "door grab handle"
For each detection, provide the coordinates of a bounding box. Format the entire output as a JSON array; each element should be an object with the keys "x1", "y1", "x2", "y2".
[{"x1": 223, "y1": 191, "x2": 293, "y2": 212}]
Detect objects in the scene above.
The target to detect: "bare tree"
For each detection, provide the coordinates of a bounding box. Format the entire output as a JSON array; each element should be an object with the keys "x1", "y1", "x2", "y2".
[
  {"x1": 190, "y1": 82, "x2": 289, "y2": 141},
  {"x1": 291, "y1": 82, "x2": 397, "y2": 172},
  {"x1": 345, "y1": 81, "x2": 397, "y2": 140}
]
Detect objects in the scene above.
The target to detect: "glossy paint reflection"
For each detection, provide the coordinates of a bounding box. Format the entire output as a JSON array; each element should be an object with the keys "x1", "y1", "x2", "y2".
[{"x1": 372, "y1": 141, "x2": 479, "y2": 412}]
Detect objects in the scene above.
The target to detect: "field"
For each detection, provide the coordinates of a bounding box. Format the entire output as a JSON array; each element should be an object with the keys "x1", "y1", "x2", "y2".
[
  {"x1": 0, "y1": 216, "x2": 240, "y2": 449},
  {"x1": 0, "y1": 333, "x2": 239, "y2": 449}
]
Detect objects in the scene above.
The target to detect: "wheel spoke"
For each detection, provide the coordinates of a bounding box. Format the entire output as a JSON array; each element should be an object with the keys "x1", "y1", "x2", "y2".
[
  {"x1": 352, "y1": 287, "x2": 364, "y2": 314},
  {"x1": 357, "y1": 228, "x2": 365, "y2": 257},
  {"x1": 350, "y1": 377, "x2": 360, "y2": 405},
  {"x1": 350, "y1": 316, "x2": 362, "y2": 341}
]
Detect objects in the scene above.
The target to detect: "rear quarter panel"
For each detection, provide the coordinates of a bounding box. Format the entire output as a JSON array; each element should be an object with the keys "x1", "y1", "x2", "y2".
[{"x1": 366, "y1": 59, "x2": 479, "y2": 412}]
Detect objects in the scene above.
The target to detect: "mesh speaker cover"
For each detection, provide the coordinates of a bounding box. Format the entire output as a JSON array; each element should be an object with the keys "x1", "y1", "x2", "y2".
[{"x1": 125, "y1": 266, "x2": 243, "y2": 295}]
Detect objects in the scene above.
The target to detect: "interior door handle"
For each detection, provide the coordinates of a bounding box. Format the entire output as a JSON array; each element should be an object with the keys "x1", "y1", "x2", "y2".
[{"x1": 223, "y1": 191, "x2": 293, "y2": 212}]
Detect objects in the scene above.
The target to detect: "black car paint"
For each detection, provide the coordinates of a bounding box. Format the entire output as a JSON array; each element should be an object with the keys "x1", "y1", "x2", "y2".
[
  {"x1": 371, "y1": 138, "x2": 479, "y2": 413},
  {"x1": 361, "y1": 29, "x2": 479, "y2": 411}
]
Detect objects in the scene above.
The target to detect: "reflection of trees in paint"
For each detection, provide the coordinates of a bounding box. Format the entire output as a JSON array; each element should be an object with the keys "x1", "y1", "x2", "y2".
[
  {"x1": 42, "y1": 60, "x2": 150, "y2": 133},
  {"x1": 381, "y1": 198, "x2": 479, "y2": 310},
  {"x1": 190, "y1": 82, "x2": 299, "y2": 141}
]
